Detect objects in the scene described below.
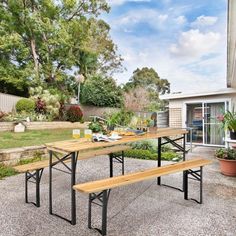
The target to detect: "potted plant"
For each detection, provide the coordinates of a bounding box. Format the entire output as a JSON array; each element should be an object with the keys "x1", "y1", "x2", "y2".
[
  {"x1": 215, "y1": 148, "x2": 236, "y2": 176},
  {"x1": 88, "y1": 121, "x2": 104, "y2": 134},
  {"x1": 218, "y1": 110, "x2": 236, "y2": 139}
]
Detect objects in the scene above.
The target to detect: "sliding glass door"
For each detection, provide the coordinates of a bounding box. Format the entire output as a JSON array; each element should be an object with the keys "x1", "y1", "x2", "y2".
[
  {"x1": 186, "y1": 104, "x2": 203, "y2": 143},
  {"x1": 204, "y1": 102, "x2": 225, "y2": 145},
  {"x1": 186, "y1": 101, "x2": 228, "y2": 146}
]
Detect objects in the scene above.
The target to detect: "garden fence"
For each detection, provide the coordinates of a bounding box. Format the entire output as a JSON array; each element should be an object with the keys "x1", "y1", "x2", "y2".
[{"x1": 0, "y1": 93, "x2": 23, "y2": 113}]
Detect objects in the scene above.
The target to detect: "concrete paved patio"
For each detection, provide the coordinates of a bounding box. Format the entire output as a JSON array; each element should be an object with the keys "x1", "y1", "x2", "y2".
[{"x1": 0, "y1": 146, "x2": 236, "y2": 236}]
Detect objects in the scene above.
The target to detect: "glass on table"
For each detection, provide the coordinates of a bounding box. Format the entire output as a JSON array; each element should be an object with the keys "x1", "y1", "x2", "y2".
[
  {"x1": 84, "y1": 129, "x2": 92, "y2": 141},
  {"x1": 72, "y1": 129, "x2": 80, "y2": 139}
]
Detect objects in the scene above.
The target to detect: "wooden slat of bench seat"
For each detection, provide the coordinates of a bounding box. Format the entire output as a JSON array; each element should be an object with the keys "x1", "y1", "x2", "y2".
[
  {"x1": 13, "y1": 145, "x2": 131, "y2": 173},
  {"x1": 73, "y1": 158, "x2": 212, "y2": 193}
]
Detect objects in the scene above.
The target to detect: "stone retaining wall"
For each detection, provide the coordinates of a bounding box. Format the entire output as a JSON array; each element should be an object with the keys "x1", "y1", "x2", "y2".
[
  {"x1": 0, "y1": 121, "x2": 88, "y2": 132},
  {"x1": 0, "y1": 145, "x2": 47, "y2": 165}
]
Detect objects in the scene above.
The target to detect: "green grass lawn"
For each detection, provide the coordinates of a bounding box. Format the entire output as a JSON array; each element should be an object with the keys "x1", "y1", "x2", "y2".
[{"x1": 0, "y1": 129, "x2": 84, "y2": 149}]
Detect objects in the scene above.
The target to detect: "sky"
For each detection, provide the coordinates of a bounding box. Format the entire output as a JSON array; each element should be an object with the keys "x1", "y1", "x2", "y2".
[{"x1": 102, "y1": 0, "x2": 228, "y2": 93}]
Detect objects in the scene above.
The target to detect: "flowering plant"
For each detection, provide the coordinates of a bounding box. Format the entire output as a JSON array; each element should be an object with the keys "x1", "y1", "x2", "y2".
[{"x1": 217, "y1": 110, "x2": 236, "y2": 132}]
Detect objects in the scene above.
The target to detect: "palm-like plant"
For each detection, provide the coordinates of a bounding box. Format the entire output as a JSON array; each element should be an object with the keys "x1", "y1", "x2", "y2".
[{"x1": 222, "y1": 110, "x2": 236, "y2": 131}]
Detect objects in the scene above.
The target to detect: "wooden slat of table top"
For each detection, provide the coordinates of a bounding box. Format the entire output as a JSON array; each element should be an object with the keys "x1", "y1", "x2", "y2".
[
  {"x1": 14, "y1": 145, "x2": 131, "y2": 173},
  {"x1": 73, "y1": 158, "x2": 212, "y2": 193},
  {"x1": 46, "y1": 128, "x2": 188, "y2": 153}
]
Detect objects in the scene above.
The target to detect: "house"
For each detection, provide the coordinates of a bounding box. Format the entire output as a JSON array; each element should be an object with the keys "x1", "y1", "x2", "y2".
[
  {"x1": 161, "y1": 0, "x2": 236, "y2": 147},
  {"x1": 160, "y1": 89, "x2": 236, "y2": 146}
]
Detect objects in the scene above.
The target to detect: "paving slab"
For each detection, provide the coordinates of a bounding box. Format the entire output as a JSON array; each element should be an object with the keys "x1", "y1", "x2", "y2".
[{"x1": 0, "y1": 146, "x2": 235, "y2": 236}]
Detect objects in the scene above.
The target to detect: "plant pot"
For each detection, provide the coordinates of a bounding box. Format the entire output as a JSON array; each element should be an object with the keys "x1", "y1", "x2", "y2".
[
  {"x1": 217, "y1": 158, "x2": 236, "y2": 177},
  {"x1": 230, "y1": 131, "x2": 236, "y2": 140}
]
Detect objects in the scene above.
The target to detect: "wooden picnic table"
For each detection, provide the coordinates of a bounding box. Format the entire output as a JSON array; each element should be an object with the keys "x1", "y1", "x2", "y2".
[{"x1": 45, "y1": 127, "x2": 188, "y2": 225}]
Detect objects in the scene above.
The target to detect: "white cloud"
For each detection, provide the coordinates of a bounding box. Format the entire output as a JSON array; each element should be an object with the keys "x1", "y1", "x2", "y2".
[
  {"x1": 107, "y1": 0, "x2": 151, "y2": 6},
  {"x1": 169, "y1": 29, "x2": 221, "y2": 58},
  {"x1": 116, "y1": 9, "x2": 168, "y2": 27},
  {"x1": 191, "y1": 15, "x2": 218, "y2": 27},
  {"x1": 106, "y1": 1, "x2": 227, "y2": 93},
  {"x1": 175, "y1": 15, "x2": 187, "y2": 25}
]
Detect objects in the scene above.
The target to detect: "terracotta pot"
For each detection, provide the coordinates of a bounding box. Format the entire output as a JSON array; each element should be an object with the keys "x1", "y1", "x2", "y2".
[{"x1": 217, "y1": 158, "x2": 236, "y2": 177}]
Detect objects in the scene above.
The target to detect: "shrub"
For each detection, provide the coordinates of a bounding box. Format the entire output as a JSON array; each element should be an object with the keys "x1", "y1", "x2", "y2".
[
  {"x1": 66, "y1": 105, "x2": 83, "y2": 122},
  {"x1": 88, "y1": 121, "x2": 104, "y2": 133},
  {"x1": 81, "y1": 75, "x2": 123, "y2": 107},
  {"x1": 106, "y1": 109, "x2": 134, "y2": 127},
  {"x1": 113, "y1": 149, "x2": 181, "y2": 161},
  {"x1": 215, "y1": 148, "x2": 236, "y2": 160},
  {"x1": 30, "y1": 87, "x2": 61, "y2": 120},
  {"x1": 0, "y1": 164, "x2": 17, "y2": 180},
  {"x1": 35, "y1": 97, "x2": 46, "y2": 114},
  {"x1": 16, "y1": 98, "x2": 35, "y2": 113},
  {"x1": 131, "y1": 140, "x2": 156, "y2": 152}
]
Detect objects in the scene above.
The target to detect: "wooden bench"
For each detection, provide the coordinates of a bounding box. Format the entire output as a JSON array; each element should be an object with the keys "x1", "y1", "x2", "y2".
[
  {"x1": 73, "y1": 158, "x2": 212, "y2": 236},
  {"x1": 14, "y1": 145, "x2": 131, "y2": 207}
]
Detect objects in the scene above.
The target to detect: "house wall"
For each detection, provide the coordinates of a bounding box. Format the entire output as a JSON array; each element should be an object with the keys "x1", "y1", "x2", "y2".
[
  {"x1": 227, "y1": 0, "x2": 236, "y2": 88},
  {"x1": 168, "y1": 93, "x2": 236, "y2": 128}
]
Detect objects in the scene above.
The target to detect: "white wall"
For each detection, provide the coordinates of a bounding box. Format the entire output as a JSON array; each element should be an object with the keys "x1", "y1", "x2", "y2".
[{"x1": 227, "y1": 0, "x2": 236, "y2": 88}]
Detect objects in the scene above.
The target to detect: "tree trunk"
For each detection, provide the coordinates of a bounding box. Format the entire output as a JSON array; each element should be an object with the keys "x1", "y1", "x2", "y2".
[{"x1": 30, "y1": 38, "x2": 39, "y2": 78}]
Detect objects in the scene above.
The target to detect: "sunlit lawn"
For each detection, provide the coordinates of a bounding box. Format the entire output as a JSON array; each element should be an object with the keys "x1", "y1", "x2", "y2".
[{"x1": 0, "y1": 129, "x2": 84, "y2": 149}]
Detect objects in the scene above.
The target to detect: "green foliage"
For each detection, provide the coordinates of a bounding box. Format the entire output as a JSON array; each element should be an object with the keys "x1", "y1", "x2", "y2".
[
  {"x1": 16, "y1": 98, "x2": 35, "y2": 113},
  {"x1": 66, "y1": 105, "x2": 83, "y2": 122},
  {"x1": 88, "y1": 121, "x2": 104, "y2": 133},
  {"x1": 0, "y1": 164, "x2": 17, "y2": 180},
  {"x1": 221, "y1": 110, "x2": 236, "y2": 131},
  {"x1": 215, "y1": 148, "x2": 236, "y2": 160},
  {"x1": 0, "y1": 1, "x2": 122, "y2": 95},
  {"x1": 30, "y1": 87, "x2": 60, "y2": 120},
  {"x1": 106, "y1": 109, "x2": 134, "y2": 127},
  {"x1": 3, "y1": 111, "x2": 50, "y2": 122},
  {"x1": 17, "y1": 153, "x2": 43, "y2": 166},
  {"x1": 113, "y1": 149, "x2": 181, "y2": 161},
  {"x1": 124, "y1": 149, "x2": 157, "y2": 160},
  {"x1": 123, "y1": 67, "x2": 170, "y2": 111},
  {"x1": 131, "y1": 140, "x2": 156, "y2": 152},
  {"x1": 161, "y1": 152, "x2": 181, "y2": 161},
  {"x1": 81, "y1": 75, "x2": 123, "y2": 107}
]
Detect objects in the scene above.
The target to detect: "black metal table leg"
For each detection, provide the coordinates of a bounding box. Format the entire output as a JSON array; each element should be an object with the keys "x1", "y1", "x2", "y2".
[
  {"x1": 109, "y1": 153, "x2": 125, "y2": 177},
  {"x1": 184, "y1": 170, "x2": 188, "y2": 200},
  {"x1": 71, "y1": 151, "x2": 77, "y2": 225},
  {"x1": 109, "y1": 154, "x2": 113, "y2": 177},
  {"x1": 121, "y1": 151, "x2": 124, "y2": 175},
  {"x1": 49, "y1": 150, "x2": 53, "y2": 214},
  {"x1": 25, "y1": 173, "x2": 28, "y2": 203},
  {"x1": 199, "y1": 167, "x2": 203, "y2": 204},
  {"x1": 88, "y1": 190, "x2": 109, "y2": 236},
  {"x1": 102, "y1": 190, "x2": 108, "y2": 236},
  {"x1": 88, "y1": 194, "x2": 92, "y2": 229},
  {"x1": 35, "y1": 170, "x2": 40, "y2": 207},
  {"x1": 157, "y1": 137, "x2": 162, "y2": 185}
]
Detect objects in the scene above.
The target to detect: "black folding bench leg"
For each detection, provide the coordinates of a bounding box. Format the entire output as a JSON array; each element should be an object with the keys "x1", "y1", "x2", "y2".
[
  {"x1": 25, "y1": 168, "x2": 44, "y2": 207},
  {"x1": 88, "y1": 190, "x2": 110, "y2": 236},
  {"x1": 109, "y1": 151, "x2": 125, "y2": 177},
  {"x1": 184, "y1": 166, "x2": 203, "y2": 204}
]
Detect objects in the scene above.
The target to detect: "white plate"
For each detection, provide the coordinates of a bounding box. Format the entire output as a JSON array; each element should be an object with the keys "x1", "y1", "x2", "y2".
[{"x1": 109, "y1": 136, "x2": 122, "y2": 140}]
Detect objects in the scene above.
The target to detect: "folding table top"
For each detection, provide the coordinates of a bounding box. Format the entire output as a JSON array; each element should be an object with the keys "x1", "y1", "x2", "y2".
[{"x1": 45, "y1": 127, "x2": 188, "y2": 153}]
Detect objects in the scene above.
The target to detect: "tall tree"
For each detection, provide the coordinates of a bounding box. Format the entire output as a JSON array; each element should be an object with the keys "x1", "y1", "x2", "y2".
[
  {"x1": 0, "y1": 0, "x2": 122, "y2": 95},
  {"x1": 123, "y1": 67, "x2": 170, "y2": 111}
]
